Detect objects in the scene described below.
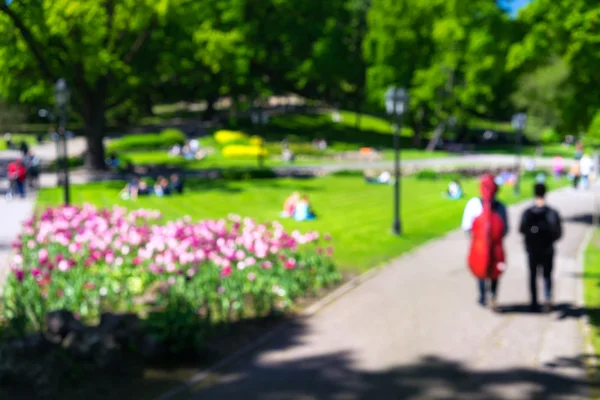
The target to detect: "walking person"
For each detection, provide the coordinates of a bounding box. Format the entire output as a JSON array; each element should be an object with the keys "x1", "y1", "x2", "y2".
[
  {"x1": 462, "y1": 174, "x2": 509, "y2": 311},
  {"x1": 6, "y1": 158, "x2": 27, "y2": 200},
  {"x1": 580, "y1": 153, "x2": 594, "y2": 190},
  {"x1": 570, "y1": 159, "x2": 581, "y2": 189},
  {"x1": 519, "y1": 182, "x2": 562, "y2": 313}
]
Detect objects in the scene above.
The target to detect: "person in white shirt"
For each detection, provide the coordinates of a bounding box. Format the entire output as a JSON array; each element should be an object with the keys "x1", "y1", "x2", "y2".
[
  {"x1": 580, "y1": 154, "x2": 593, "y2": 190},
  {"x1": 189, "y1": 139, "x2": 200, "y2": 153}
]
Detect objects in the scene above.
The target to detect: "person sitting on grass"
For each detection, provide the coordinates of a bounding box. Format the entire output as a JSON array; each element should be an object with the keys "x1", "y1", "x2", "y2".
[
  {"x1": 105, "y1": 153, "x2": 120, "y2": 170},
  {"x1": 445, "y1": 179, "x2": 463, "y2": 200},
  {"x1": 170, "y1": 174, "x2": 184, "y2": 194},
  {"x1": 120, "y1": 176, "x2": 150, "y2": 200},
  {"x1": 293, "y1": 194, "x2": 316, "y2": 221},
  {"x1": 281, "y1": 192, "x2": 299, "y2": 218},
  {"x1": 153, "y1": 176, "x2": 171, "y2": 197},
  {"x1": 364, "y1": 170, "x2": 392, "y2": 185}
]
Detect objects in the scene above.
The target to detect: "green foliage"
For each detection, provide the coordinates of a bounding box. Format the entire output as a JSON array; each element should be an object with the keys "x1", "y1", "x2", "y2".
[
  {"x1": 511, "y1": 58, "x2": 572, "y2": 135},
  {"x1": 107, "y1": 129, "x2": 185, "y2": 152},
  {"x1": 540, "y1": 128, "x2": 561, "y2": 145},
  {"x1": 586, "y1": 110, "x2": 600, "y2": 147}
]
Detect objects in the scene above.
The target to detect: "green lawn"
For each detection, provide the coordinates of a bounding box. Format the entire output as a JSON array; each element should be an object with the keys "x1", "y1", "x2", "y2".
[
  {"x1": 38, "y1": 174, "x2": 566, "y2": 272},
  {"x1": 583, "y1": 228, "x2": 600, "y2": 375}
]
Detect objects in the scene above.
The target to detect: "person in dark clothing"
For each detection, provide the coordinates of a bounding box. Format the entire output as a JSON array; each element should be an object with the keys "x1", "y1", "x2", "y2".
[
  {"x1": 519, "y1": 183, "x2": 562, "y2": 313},
  {"x1": 19, "y1": 140, "x2": 29, "y2": 157},
  {"x1": 169, "y1": 174, "x2": 184, "y2": 194}
]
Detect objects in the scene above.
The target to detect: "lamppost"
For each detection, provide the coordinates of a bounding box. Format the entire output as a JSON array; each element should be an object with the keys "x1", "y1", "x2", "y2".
[
  {"x1": 512, "y1": 112, "x2": 527, "y2": 196},
  {"x1": 385, "y1": 87, "x2": 409, "y2": 236},
  {"x1": 55, "y1": 79, "x2": 71, "y2": 205}
]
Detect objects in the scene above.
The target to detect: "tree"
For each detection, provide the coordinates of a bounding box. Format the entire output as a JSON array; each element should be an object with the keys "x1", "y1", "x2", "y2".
[
  {"x1": 364, "y1": 0, "x2": 515, "y2": 144},
  {"x1": 511, "y1": 58, "x2": 573, "y2": 139},
  {"x1": 507, "y1": 0, "x2": 600, "y2": 133},
  {"x1": 0, "y1": 0, "x2": 236, "y2": 169}
]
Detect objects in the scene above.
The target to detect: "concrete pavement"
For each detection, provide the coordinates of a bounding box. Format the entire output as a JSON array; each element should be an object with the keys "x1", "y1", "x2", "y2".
[{"x1": 175, "y1": 185, "x2": 599, "y2": 400}]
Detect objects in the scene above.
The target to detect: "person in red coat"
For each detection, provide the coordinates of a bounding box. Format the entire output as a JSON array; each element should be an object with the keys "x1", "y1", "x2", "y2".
[
  {"x1": 7, "y1": 158, "x2": 27, "y2": 198},
  {"x1": 461, "y1": 174, "x2": 509, "y2": 311}
]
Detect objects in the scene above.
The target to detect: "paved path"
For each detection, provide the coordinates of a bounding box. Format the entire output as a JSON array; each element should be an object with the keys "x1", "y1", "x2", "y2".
[
  {"x1": 0, "y1": 192, "x2": 36, "y2": 291},
  {"x1": 180, "y1": 185, "x2": 599, "y2": 400}
]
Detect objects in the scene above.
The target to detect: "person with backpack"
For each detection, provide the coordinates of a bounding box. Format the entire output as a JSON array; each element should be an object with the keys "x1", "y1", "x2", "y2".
[
  {"x1": 519, "y1": 182, "x2": 562, "y2": 313},
  {"x1": 461, "y1": 174, "x2": 509, "y2": 311}
]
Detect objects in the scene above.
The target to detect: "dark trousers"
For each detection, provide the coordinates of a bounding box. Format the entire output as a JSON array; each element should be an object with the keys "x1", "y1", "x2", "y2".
[
  {"x1": 528, "y1": 251, "x2": 554, "y2": 306},
  {"x1": 478, "y1": 279, "x2": 498, "y2": 305},
  {"x1": 573, "y1": 175, "x2": 580, "y2": 189}
]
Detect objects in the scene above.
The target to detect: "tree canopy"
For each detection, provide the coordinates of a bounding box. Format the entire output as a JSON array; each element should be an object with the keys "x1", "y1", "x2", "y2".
[{"x1": 0, "y1": 0, "x2": 598, "y2": 168}]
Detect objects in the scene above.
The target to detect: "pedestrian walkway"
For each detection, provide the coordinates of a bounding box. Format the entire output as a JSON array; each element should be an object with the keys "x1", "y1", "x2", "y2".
[
  {"x1": 178, "y1": 185, "x2": 600, "y2": 400},
  {"x1": 0, "y1": 192, "x2": 36, "y2": 291}
]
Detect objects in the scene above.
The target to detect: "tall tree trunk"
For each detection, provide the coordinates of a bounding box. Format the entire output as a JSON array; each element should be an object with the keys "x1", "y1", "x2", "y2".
[
  {"x1": 81, "y1": 90, "x2": 108, "y2": 170},
  {"x1": 204, "y1": 93, "x2": 218, "y2": 120},
  {"x1": 84, "y1": 107, "x2": 107, "y2": 170},
  {"x1": 413, "y1": 108, "x2": 425, "y2": 147}
]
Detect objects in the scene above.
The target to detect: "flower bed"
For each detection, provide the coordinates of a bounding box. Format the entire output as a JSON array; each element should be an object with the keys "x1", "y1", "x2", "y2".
[{"x1": 2, "y1": 205, "x2": 339, "y2": 352}]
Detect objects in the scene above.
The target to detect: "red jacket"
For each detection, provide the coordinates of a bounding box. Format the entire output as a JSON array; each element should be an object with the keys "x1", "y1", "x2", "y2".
[{"x1": 7, "y1": 161, "x2": 26, "y2": 182}]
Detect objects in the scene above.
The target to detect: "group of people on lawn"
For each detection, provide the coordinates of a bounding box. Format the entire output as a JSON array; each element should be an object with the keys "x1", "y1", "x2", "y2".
[
  {"x1": 120, "y1": 174, "x2": 184, "y2": 200},
  {"x1": 169, "y1": 139, "x2": 206, "y2": 160}
]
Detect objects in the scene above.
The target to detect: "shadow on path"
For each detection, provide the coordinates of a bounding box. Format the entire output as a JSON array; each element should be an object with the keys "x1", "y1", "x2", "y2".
[
  {"x1": 184, "y1": 350, "x2": 597, "y2": 400},
  {"x1": 563, "y1": 214, "x2": 599, "y2": 226},
  {"x1": 498, "y1": 303, "x2": 597, "y2": 320}
]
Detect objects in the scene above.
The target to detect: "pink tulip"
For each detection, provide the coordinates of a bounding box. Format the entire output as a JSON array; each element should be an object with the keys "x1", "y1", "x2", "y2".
[
  {"x1": 248, "y1": 272, "x2": 256, "y2": 282},
  {"x1": 285, "y1": 258, "x2": 297, "y2": 269},
  {"x1": 58, "y1": 260, "x2": 70, "y2": 272},
  {"x1": 221, "y1": 266, "x2": 232, "y2": 278},
  {"x1": 13, "y1": 269, "x2": 24, "y2": 282}
]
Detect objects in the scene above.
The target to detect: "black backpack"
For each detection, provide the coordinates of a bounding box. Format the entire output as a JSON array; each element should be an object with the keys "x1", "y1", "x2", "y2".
[{"x1": 524, "y1": 207, "x2": 559, "y2": 248}]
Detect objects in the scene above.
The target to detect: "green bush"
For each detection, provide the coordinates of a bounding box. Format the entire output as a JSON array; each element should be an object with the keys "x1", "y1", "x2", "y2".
[
  {"x1": 107, "y1": 129, "x2": 186, "y2": 152},
  {"x1": 540, "y1": 128, "x2": 561, "y2": 145},
  {"x1": 586, "y1": 110, "x2": 600, "y2": 147},
  {"x1": 159, "y1": 128, "x2": 187, "y2": 146}
]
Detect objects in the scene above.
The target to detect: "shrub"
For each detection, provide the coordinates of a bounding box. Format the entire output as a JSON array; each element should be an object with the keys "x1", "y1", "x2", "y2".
[
  {"x1": 222, "y1": 144, "x2": 268, "y2": 158},
  {"x1": 586, "y1": 110, "x2": 600, "y2": 147},
  {"x1": 249, "y1": 135, "x2": 264, "y2": 146},
  {"x1": 107, "y1": 129, "x2": 186, "y2": 152},
  {"x1": 214, "y1": 130, "x2": 248, "y2": 145},
  {"x1": 159, "y1": 128, "x2": 186, "y2": 147},
  {"x1": 540, "y1": 128, "x2": 561, "y2": 145},
  {"x1": 2, "y1": 206, "x2": 339, "y2": 349}
]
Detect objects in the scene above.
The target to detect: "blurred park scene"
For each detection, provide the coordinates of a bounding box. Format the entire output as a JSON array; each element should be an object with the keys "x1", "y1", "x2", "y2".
[{"x1": 1, "y1": 0, "x2": 600, "y2": 399}]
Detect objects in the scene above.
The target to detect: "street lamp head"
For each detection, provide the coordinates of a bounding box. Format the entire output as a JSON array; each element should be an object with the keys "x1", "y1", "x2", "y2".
[
  {"x1": 511, "y1": 113, "x2": 527, "y2": 131},
  {"x1": 55, "y1": 79, "x2": 70, "y2": 108},
  {"x1": 38, "y1": 109, "x2": 49, "y2": 118},
  {"x1": 385, "y1": 87, "x2": 409, "y2": 116}
]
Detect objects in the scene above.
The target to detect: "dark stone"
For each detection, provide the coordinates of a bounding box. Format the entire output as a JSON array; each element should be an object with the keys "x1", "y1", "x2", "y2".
[
  {"x1": 92, "y1": 333, "x2": 122, "y2": 370},
  {"x1": 45, "y1": 309, "x2": 75, "y2": 338},
  {"x1": 99, "y1": 312, "x2": 142, "y2": 346},
  {"x1": 139, "y1": 334, "x2": 167, "y2": 360}
]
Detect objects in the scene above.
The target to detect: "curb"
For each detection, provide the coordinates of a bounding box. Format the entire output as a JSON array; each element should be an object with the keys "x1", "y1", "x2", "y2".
[
  {"x1": 153, "y1": 182, "x2": 576, "y2": 400},
  {"x1": 575, "y1": 192, "x2": 599, "y2": 395}
]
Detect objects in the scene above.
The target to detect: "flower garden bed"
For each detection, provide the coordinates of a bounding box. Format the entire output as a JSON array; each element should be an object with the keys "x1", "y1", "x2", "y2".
[{"x1": 0, "y1": 205, "x2": 340, "y2": 398}]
